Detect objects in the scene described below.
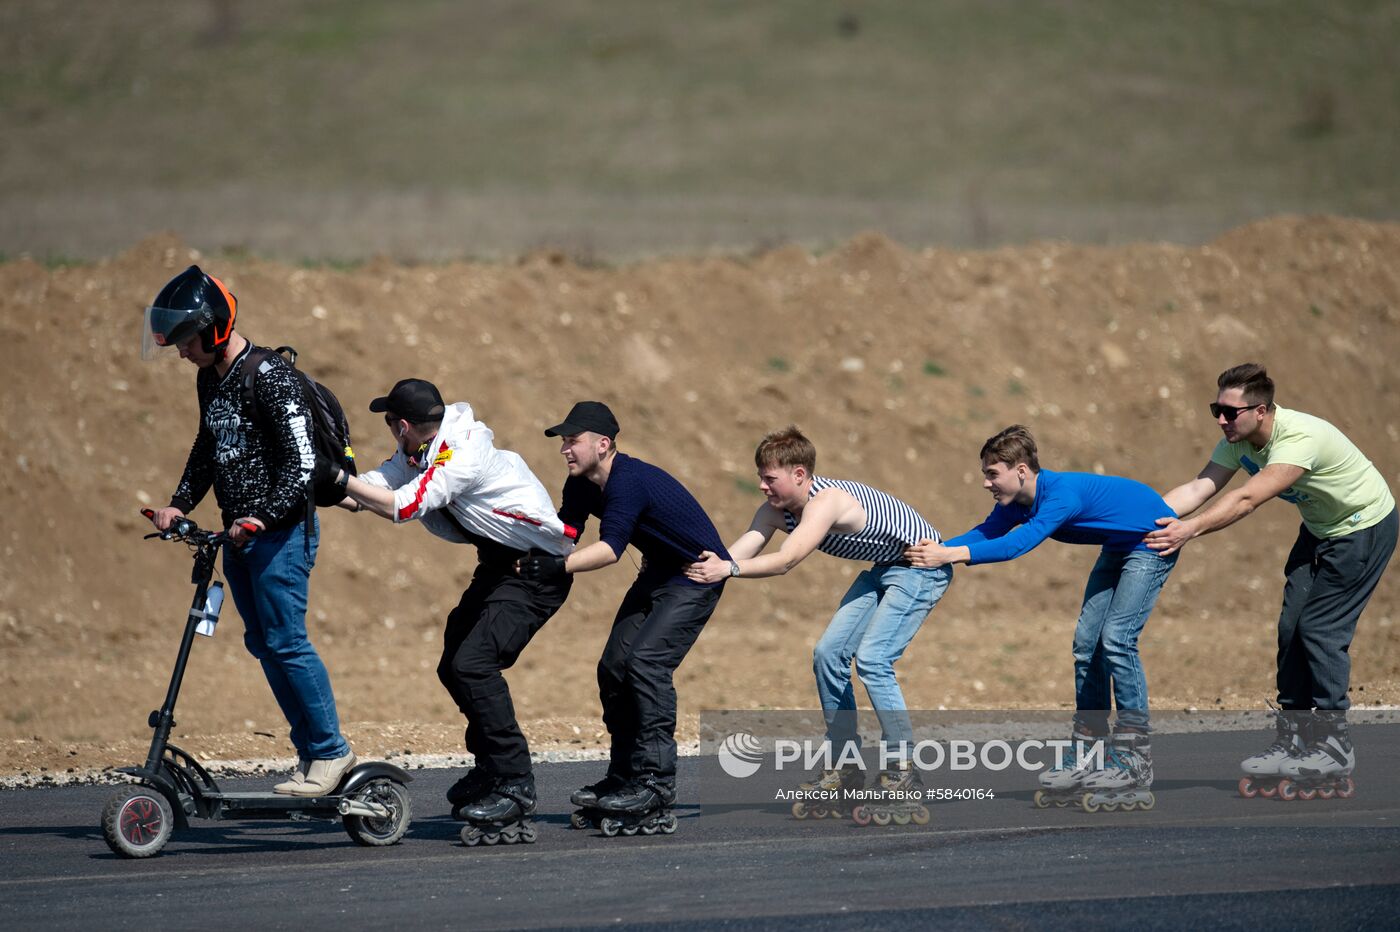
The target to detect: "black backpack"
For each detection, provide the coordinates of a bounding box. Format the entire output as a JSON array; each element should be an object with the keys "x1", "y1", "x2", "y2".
[{"x1": 242, "y1": 345, "x2": 357, "y2": 508}]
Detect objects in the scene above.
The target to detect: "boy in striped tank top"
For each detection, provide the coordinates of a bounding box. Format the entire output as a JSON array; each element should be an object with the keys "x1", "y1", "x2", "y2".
[{"x1": 687, "y1": 426, "x2": 952, "y2": 799}]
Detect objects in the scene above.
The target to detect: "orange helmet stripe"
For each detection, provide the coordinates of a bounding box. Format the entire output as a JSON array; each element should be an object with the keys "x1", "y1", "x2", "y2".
[{"x1": 207, "y1": 274, "x2": 237, "y2": 345}]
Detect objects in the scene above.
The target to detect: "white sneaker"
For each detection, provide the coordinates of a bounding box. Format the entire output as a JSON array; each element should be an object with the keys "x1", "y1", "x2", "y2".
[
  {"x1": 288, "y1": 750, "x2": 357, "y2": 797},
  {"x1": 272, "y1": 757, "x2": 312, "y2": 795}
]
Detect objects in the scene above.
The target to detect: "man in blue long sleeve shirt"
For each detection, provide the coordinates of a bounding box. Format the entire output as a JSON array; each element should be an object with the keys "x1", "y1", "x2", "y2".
[
  {"x1": 906, "y1": 426, "x2": 1178, "y2": 807},
  {"x1": 516, "y1": 401, "x2": 728, "y2": 833}
]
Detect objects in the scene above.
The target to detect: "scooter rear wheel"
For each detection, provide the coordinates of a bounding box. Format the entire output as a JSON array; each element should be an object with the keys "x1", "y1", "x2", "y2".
[
  {"x1": 102, "y1": 785, "x2": 174, "y2": 858},
  {"x1": 343, "y1": 778, "x2": 412, "y2": 846}
]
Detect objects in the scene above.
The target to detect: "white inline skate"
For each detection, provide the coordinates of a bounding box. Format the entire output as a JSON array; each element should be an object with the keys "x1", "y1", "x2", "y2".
[
  {"x1": 1079, "y1": 732, "x2": 1154, "y2": 812},
  {"x1": 1238, "y1": 709, "x2": 1306, "y2": 799},
  {"x1": 1033, "y1": 729, "x2": 1106, "y2": 810},
  {"x1": 1276, "y1": 724, "x2": 1356, "y2": 801}
]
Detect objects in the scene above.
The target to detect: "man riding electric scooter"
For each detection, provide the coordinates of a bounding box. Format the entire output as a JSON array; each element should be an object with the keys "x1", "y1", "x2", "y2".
[{"x1": 142, "y1": 265, "x2": 355, "y2": 795}]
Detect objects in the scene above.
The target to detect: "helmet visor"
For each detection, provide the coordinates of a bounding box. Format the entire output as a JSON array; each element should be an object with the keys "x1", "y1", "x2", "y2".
[{"x1": 142, "y1": 305, "x2": 202, "y2": 360}]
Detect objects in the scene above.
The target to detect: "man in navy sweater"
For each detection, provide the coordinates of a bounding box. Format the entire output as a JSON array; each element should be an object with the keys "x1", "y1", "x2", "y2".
[
  {"x1": 517, "y1": 402, "x2": 729, "y2": 833},
  {"x1": 906, "y1": 426, "x2": 1178, "y2": 809}
]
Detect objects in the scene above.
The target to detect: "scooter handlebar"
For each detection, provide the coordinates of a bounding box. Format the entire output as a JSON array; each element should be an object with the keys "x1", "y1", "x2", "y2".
[{"x1": 139, "y1": 508, "x2": 256, "y2": 544}]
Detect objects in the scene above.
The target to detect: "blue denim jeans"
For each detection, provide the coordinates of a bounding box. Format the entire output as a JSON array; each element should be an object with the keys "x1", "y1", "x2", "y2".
[
  {"x1": 1072, "y1": 547, "x2": 1178, "y2": 735},
  {"x1": 814, "y1": 563, "x2": 952, "y2": 757},
  {"x1": 223, "y1": 517, "x2": 350, "y2": 760}
]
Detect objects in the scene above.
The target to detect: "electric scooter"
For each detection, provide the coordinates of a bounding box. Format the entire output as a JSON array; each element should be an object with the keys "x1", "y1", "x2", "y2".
[{"x1": 101, "y1": 510, "x2": 413, "y2": 858}]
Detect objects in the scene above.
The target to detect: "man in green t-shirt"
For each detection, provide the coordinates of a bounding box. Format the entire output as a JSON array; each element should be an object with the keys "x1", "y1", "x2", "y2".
[{"x1": 1147, "y1": 363, "x2": 1396, "y2": 790}]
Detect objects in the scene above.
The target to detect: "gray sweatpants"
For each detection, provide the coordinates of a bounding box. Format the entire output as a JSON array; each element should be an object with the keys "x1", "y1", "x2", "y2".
[{"x1": 1277, "y1": 507, "x2": 1397, "y2": 711}]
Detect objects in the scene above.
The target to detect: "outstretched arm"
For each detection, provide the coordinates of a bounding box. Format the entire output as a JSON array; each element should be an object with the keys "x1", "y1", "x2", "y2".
[
  {"x1": 1161, "y1": 461, "x2": 1236, "y2": 518},
  {"x1": 685, "y1": 504, "x2": 784, "y2": 583},
  {"x1": 1146, "y1": 463, "x2": 1303, "y2": 555}
]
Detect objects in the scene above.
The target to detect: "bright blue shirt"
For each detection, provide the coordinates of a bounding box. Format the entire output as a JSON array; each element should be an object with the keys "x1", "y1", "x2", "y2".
[{"x1": 943, "y1": 469, "x2": 1176, "y2": 565}]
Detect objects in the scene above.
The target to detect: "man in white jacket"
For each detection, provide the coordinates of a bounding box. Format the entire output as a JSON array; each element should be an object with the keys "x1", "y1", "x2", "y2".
[{"x1": 329, "y1": 378, "x2": 575, "y2": 843}]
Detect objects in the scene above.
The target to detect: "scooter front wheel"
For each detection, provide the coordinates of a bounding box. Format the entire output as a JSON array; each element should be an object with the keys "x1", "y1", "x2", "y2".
[
  {"x1": 343, "y1": 778, "x2": 412, "y2": 847},
  {"x1": 103, "y1": 785, "x2": 174, "y2": 858}
]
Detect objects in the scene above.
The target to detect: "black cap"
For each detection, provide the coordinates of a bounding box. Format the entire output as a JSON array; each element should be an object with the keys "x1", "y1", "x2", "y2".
[
  {"x1": 544, "y1": 401, "x2": 620, "y2": 440},
  {"x1": 369, "y1": 378, "x2": 446, "y2": 423}
]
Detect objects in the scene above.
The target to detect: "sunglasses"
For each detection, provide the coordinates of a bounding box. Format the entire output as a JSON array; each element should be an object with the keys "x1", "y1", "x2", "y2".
[{"x1": 1209, "y1": 402, "x2": 1263, "y2": 422}]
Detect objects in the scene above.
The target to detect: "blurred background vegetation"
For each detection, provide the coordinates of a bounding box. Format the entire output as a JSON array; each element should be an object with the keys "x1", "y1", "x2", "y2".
[{"x1": 2, "y1": 0, "x2": 1397, "y2": 260}]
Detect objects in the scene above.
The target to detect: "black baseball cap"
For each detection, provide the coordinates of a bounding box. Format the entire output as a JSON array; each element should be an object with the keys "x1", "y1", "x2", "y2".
[
  {"x1": 369, "y1": 378, "x2": 446, "y2": 423},
  {"x1": 544, "y1": 401, "x2": 620, "y2": 440}
]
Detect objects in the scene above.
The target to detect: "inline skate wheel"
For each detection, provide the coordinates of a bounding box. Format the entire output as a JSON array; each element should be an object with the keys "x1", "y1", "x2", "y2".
[
  {"x1": 1298, "y1": 787, "x2": 1317, "y2": 801},
  {"x1": 1337, "y1": 777, "x2": 1356, "y2": 798},
  {"x1": 659, "y1": 814, "x2": 677, "y2": 834},
  {"x1": 912, "y1": 806, "x2": 930, "y2": 826},
  {"x1": 892, "y1": 812, "x2": 911, "y2": 826},
  {"x1": 1278, "y1": 780, "x2": 1298, "y2": 801},
  {"x1": 600, "y1": 818, "x2": 621, "y2": 837},
  {"x1": 851, "y1": 805, "x2": 872, "y2": 826},
  {"x1": 622, "y1": 825, "x2": 639, "y2": 836},
  {"x1": 1259, "y1": 783, "x2": 1278, "y2": 799},
  {"x1": 1238, "y1": 776, "x2": 1258, "y2": 799},
  {"x1": 1139, "y1": 794, "x2": 1156, "y2": 811},
  {"x1": 1080, "y1": 793, "x2": 1100, "y2": 813},
  {"x1": 640, "y1": 822, "x2": 658, "y2": 835},
  {"x1": 571, "y1": 811, "x2": 591, "y2": 830},
  {"x1": 791, "y1": 801, "x2": 808, "y2": 819},
  {"x1": 872, "y1": 810, "x2": 892, "y2": 827},
  {"x1": 1318, "y1": 786, "x2": 1336, "y2": 800},
  {"x1": 520, "y1": 824, "x2": 538, "y2": 844},
  {"x1": 461, "y1": 827, "x2": 481, "y2": 846}
]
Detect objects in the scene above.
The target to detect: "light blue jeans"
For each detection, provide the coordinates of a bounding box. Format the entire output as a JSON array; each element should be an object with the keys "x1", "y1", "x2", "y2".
[
  {"x1": 223, "y1": 517, "x2": 351, "y2": 760},
  {"x1": 1072, "y1": 548, "x2": 1178, "y2": 735},
  {"x1": 814, "y1": 563, "x2": 952, "y2": 758}
]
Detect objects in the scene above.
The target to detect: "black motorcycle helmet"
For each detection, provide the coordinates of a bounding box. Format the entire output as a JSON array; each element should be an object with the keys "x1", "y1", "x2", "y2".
[{"x1": 144, "y1": 265, "x2": 238, "y2": 359}]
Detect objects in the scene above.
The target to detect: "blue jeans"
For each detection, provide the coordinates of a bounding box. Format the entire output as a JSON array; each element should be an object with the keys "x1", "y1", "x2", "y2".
[
  {"x1": 1072, "y1": 548, "x2": 1177, "y2": 735},
  {"x1": 814, "y1": 563, "x2": 952, "y2": 757},
  {"x1": 223, "y1": 518, "x2": 350, "y2": 760}
]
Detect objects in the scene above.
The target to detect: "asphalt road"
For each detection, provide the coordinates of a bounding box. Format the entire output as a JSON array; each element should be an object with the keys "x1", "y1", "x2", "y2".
[{"x1": 3, "y1": 734, "x2": 1400, "y2": 930}]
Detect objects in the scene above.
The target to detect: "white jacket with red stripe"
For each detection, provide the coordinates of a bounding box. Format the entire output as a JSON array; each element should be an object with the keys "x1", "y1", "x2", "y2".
[{"x1": 358, "y1": 402, "x2": 573, "y2": 556}]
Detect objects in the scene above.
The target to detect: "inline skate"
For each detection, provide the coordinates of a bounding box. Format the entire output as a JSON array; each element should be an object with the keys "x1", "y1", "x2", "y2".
[
  {"x1": 446, "y1": 766, "x2": 496, "y2": 820},
  {"x1": 1033, "y1": 729, "x2": 1106, "y2": 809},
  {"x1": 1276, "y1": 718, "x2": 1356, "y2": 801},
  {"x1": 1079, "y1": 732, "x2": 1154, "y2": 812},
  {"x1": 595, "y1": 774, "x2": 678, "y2": 837},
  {"x1": 790, "y1": 765, "x2": 865, "y2": 820},
  {"x1": 851, "y1": 763, "x2": 930, "y2": 827},
  {"x1": 569, "y1": 771, "x2": 629, "y2": 830},
  {"x1": 1238, "y1": 709, "x2": 1306, "y2": 799},
  {"x1": 459, "y1": 774, "x2": 538, "y2": 846}
]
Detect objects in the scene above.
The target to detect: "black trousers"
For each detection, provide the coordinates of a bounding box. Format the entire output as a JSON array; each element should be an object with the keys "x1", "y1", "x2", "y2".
[
  {"x1": 598, "y1": 577, "x2": 723, "y2": 780},
  {"x1": 1277, "y1": 507, "x2": 1397, "y2": 711},
  {"x1": 437, "y1": 562, "x2": 571, "y2": 777}
]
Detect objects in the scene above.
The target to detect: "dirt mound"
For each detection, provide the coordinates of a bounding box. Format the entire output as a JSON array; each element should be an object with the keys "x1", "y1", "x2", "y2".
[{"x1": 2, "y1": 216, "x2": 1398, "y2": 775}]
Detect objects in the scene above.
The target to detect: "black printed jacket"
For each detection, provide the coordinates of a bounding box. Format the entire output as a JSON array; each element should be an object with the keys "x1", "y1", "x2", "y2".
[{"x1": 169, "y1": 344, "x2": 315, "y2": 532}]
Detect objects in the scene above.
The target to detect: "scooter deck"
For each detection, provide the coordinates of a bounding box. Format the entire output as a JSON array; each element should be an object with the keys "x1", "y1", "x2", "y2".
[{"x1": 199, "y1": 792, "x2": 344, "y2": 819}]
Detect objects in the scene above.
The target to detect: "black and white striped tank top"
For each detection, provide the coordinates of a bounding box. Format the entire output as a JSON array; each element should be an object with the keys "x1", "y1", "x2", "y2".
[{"x1": 782, "y1": 476, "x2": 939, "y2": 564}]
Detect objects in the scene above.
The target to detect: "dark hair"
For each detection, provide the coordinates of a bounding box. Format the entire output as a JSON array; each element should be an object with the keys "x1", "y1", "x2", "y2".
[
  {"x1": 980, "y1": 425, "x2": 1040, "y2": 473},
  {"x1": 1217, "y1": 363, "x2": 1275, "y2": 409},
  {"x1": 755, "y1": 425, "x2": 816, "y2": 473}
]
